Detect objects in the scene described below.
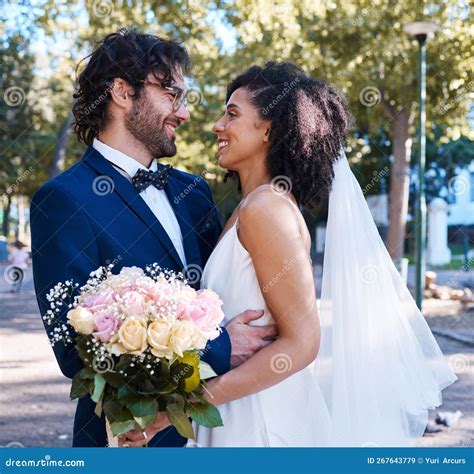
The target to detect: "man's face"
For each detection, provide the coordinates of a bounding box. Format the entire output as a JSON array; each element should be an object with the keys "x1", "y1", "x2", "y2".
[{"x1": 124, "y1": 69, "x2": 190, "y2": 159}]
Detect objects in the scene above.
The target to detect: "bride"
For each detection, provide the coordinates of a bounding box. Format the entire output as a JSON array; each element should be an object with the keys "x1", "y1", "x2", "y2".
[{"x1": 185, "y1": 61, "x2": 457, "y2": 447}]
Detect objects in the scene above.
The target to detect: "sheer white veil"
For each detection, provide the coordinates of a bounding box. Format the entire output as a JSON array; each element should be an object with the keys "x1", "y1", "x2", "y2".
[{"x1": 312, "y1": 148, "x2": 458, "y2": 447}]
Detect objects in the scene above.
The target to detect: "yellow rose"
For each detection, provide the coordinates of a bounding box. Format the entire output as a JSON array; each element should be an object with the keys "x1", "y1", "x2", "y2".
[
  {"x1": 114, "y1": 318, "x2": 147, "y2": 355},
  {"x1": 67, "y1": 307, "x2": 95, "y2": 335},
  {"x1": 169, "y1": 320, "x2": 195, "y2": 357},
  {"x1": 178, "y1": 352, "x2": 201, "y2": 393},
  {"x1": 147, "y1": 321, "x2": 173, "y2": 359}
]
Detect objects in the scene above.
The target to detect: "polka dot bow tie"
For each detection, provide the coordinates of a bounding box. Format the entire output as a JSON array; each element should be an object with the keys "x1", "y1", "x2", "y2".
[{"x1": 131, "y1": 165, "x2": 173, "y2": 192}]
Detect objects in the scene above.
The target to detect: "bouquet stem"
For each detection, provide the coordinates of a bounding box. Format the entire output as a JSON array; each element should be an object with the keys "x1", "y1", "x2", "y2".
[{"x1": 105, "y1": 418, "x2": 119, "y2": 448}]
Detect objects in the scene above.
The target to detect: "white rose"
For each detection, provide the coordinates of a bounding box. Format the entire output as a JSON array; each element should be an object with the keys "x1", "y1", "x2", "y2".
[
  {"x1": 112, "y1": 318, "x2": 148, "y2": 355},
  {"x1": 192, "y1": 328, "x2": 208, "y2": 351},
  {"x1": 147, "y1": 321, "x2": 173, "y2": 359},
  {"x1": 169, "y1": 320, "x2": 196, "y2": 357},
  {"x1": 67, "y1": 307, "x2": 95, "y2": 335}
]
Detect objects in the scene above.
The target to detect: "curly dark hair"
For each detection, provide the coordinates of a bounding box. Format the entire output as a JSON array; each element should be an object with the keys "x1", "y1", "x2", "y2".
[
  {"x1": 72, "y1": 28, "x2": 191, "y2": 145},
  {"x1": 224, "y1": 61, "x2": 351, "y2": 208}
]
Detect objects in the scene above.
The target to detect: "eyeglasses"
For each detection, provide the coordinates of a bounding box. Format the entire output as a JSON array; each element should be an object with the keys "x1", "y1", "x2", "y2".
[{"x1": 140, "y1": 80, "x2": 188, "y2": 111}]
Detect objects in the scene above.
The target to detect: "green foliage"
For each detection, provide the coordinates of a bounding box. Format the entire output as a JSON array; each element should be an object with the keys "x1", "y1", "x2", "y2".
[
  {"x1": 69, "y1": 337, "x2": 220, "y2": 439},
  {"x1": 2, "y1": 0, "x2": 473, "y2": 221}
]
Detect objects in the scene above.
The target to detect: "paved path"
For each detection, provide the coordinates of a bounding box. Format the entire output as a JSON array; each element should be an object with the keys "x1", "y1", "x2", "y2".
[{"x1": 0, "y1": 264, "x2": 472, "y2": 447}]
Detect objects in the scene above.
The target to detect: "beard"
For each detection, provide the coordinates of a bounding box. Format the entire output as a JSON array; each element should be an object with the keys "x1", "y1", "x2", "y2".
[{"x1": 124, "y1": 91, "x2": 177, "y2": 159}]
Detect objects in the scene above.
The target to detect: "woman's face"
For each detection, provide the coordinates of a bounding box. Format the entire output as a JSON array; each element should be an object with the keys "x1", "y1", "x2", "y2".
[{"x1": 212, "y1": 87, "x2": 270, "y2": 171}]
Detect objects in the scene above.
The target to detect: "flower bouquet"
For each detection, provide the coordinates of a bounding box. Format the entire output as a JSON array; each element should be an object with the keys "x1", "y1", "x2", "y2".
[{"x1": 44, "y1": 264, "x2": 224, "y2": 446}]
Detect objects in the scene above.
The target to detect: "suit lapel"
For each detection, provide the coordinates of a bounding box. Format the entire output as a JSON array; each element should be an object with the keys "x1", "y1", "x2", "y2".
[
  {"x1": 83, "y1": 146, "x2": 184, "y2": 269},
  {"x1": 163, "y1": 172, "x2": 202, "y2": 270}
]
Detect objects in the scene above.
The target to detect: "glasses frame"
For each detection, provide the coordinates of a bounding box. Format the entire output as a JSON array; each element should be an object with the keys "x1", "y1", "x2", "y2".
[{"x1": 140, "y1": 80, "x2": 188, "y2": 111}]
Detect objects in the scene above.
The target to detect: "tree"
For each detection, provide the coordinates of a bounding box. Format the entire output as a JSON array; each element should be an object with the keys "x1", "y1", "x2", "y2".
[
  {"x1": 220, "y1": 0, "x2": 473, "y2": 261},
  {"x1": 0, "y1": 29, "x2": 36, "y2": 235}
]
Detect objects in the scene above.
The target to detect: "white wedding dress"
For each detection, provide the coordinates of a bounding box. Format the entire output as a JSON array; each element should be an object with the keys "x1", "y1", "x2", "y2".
[
  {"x1": 187, "y1": 151, "x2": 456, "y2": 447},
  {"x1": 187, "y1": 215, "x2": 332, "y2": 447}
]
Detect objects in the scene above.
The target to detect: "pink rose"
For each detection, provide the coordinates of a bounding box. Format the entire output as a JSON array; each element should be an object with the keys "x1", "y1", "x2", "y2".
[
  {"x1": 121, "y1": 291, "x2": 146, "y2": 318},
  {"x1": 82, "y1": 290, "x2": 115, "y2": 312},
  {"x1": 148, "y1": 281, "x2": 174, "y2": 307},
  {"x1": 93, "y1": 311, "x2": 120, "y2": 342},
  {"x1": 178, "y1": 289, "x2": 224, "y2": 340}
]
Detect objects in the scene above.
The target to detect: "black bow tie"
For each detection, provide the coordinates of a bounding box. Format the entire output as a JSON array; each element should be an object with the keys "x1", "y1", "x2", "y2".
[{"x1": 131, "y1": 165, "x2": 173, "y2": 192}]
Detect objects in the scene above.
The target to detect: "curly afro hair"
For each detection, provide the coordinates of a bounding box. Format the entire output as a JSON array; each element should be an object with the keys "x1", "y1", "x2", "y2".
[
  {"x1": 72, "y1": 28, "x2": 191, "y2": 145},
  {"x1": 224, "y1": 61, "x2": 351, "y2": 208}
]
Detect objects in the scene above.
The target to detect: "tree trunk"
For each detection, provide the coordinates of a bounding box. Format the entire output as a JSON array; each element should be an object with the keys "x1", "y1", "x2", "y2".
[
  {"x1": 385, "y1": 107, "x2": 412, "y2": 261},
  {"x1": 48, "y1": 111, "x2": 74, "y2": 178},
  {"x1": 2, "y1": 194, "x2": 11, "y2": 237}
]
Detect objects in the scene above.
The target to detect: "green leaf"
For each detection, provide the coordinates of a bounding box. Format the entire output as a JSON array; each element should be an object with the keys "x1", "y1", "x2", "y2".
[
  {"x1": 79, "y1": 367, "x2": 96, "y2": 380},
  {"x1": 103, "y1": 398, "x2": 125, "y2": 423},
  {"x1": 160, "y1": 358, "x2": 171, "y2": 376},
  {"x1": 198, "y1": 361, "x2": 217, "y2": 380},
  {"x1": 102, "y1": 371, "x2": 123, "y2": 388},
  {"x1": 110, "y1": 419, "x2": 137, "y2": 437},
  {"x1": 166, "y1": 403, "x2": 195, "y2": 439},
  {"x1": 128, "y1": 397, "x2": 158, "y2": 430},
  {"x1": 137, "y1": 376, "x2": 177, "y2": 395},
  {"x1": 187, "y1": 402, "x2": 223, "y2": 428},
  {"x1": 94, "y1": 392, "x2": 104, "y2": 418},
  {"x1": 70, "y1": 371, "x2": 91, "y2": 400},
  {"x1": 115, "y1": 355, "x2": 134, "y2": 372},
  {"x1": 91, "y1": 373, "x2": 106, "y2": 403},
  {"x1": 117, "y1": 385, "x2": 136, "y2": 401}
]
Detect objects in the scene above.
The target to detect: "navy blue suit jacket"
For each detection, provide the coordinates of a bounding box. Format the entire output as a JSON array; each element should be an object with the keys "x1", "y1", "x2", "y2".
[{"x1": 30, "y1": 146, "x2": 231, "y2": 447}]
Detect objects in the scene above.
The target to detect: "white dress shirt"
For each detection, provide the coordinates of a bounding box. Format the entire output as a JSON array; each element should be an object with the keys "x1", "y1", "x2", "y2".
[{"x1": 93, "y1": 138, "x2": 187, "y2": 267}]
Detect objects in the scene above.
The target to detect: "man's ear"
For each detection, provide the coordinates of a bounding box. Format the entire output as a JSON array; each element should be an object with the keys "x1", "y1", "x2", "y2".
[{"x1": 109, "y1": 78, "x2": 134, "y2": 110}]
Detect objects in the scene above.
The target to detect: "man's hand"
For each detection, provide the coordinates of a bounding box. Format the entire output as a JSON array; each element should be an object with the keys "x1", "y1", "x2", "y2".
[
  {"x1": 118, "y1": 411, "x2": 171, "y2": 447},
  {"x1": 225, "y1": 310, "x2": 278, "y2": 368}
]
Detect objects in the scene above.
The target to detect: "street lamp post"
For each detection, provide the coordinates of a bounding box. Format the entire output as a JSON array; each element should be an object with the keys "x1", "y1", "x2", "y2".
[{"x1": 403, "y1": 21, "x2": 439, "y2": 310}]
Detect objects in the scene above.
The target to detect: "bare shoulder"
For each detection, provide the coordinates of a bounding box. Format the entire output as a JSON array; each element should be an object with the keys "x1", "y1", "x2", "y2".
[{"x1": 238, "y1": 188, "x2": 302, "y2": 251}]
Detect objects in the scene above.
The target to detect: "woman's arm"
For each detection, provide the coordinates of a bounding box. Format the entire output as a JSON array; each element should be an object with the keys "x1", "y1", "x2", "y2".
[{"x1": 205, "y1": 190, "x2": 321, "y2": 406}]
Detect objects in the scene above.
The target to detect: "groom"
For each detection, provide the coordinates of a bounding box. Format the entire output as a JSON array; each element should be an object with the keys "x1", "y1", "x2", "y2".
[{"x1": 30, "y1": 28, "x2": 276, "y2": 447}]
